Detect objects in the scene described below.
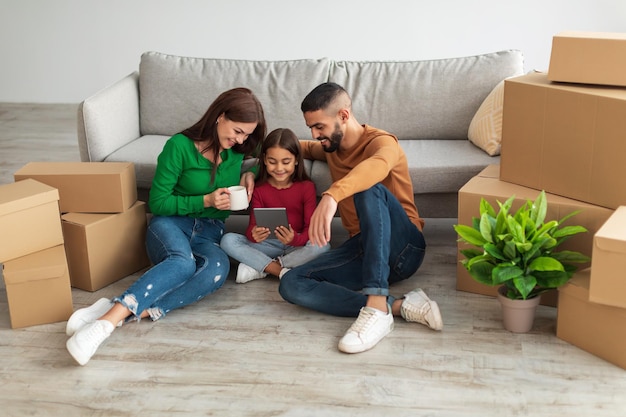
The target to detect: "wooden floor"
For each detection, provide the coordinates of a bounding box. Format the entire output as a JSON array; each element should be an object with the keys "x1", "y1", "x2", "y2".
[{"x1": 1, "y1": 103, "x2": 625, "y2": 416}]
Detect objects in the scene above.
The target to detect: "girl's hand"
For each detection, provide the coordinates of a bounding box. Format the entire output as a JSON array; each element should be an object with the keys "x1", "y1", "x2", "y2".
[
  {"x1": 275, "y1": 225, "x2": 294, "y2": 245},
  {"x1": 251, "y1": 225, "x2": 270, "y2": 243},
  {"x1": 204, "y1": 187, "x2": 231, "y2": 210}
]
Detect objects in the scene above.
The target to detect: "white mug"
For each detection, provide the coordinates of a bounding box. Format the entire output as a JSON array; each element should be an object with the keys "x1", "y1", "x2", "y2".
[{"x1": 228, "y1": 185, "x2": 249, "y2": 211}]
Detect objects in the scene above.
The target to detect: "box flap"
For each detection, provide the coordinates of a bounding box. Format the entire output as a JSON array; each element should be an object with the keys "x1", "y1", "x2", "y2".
[
  {"x1": 62, "y1": 211, "x2": 111, "y2": 226},
  {"x1": 594, "y1": 206, "x2": 626, "y2": 253},
  {"x1": 14, "y1": 161, "x2": 134, "y2": 176},
  {"x1": 2, "y1": 245, "x2": 67, "y2": 284},
  {"x1": 476, "y1": 164, "x2": 500, "y2": 179},
  {"x1": 0, "y1": 179, "x2": 59, "y2": 217},
  {"x1": 558, "y1": 268, "x2": 591, "y2": 301}
]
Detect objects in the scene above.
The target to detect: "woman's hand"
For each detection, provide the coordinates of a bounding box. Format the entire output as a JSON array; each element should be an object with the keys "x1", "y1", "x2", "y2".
[
  {"x1": 204, "y1": 187, "x2": 231, "y2": 210},
  {"x1": 251, "y1": 225, "x2": 270, "y2": 243},
  {"x1": 240, "y1": 171, "x2": 256, "y2": 203},
  {"x1": 275, "y1": 225, "x2": 294, "y2": 245}
]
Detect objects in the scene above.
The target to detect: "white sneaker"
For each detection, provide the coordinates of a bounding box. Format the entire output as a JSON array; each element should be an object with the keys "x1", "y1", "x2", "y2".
[
  {"x1": 278, "y1": 267, "x2": 291, "y2": 279},
  {"x1": 235, "y1": 263, "x2": 267, "y2": 284},
  {"x1": 66, "y1": 298, "x2": 113, "y2": 336},
  {"x1": 400, "y1": 289, "x2": 443, "y2": 331},
  {"x1": 66, "y1": 320, "x2": 115, "y2": 366},
  {"x1": 338, "y1": 306, "x2": 394, "y2": 354}
]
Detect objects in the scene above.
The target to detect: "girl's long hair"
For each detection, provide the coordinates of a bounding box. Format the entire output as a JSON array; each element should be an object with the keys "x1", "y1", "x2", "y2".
[{"x1": 257, "y1": 128, "x2": 309, "y2": 185}]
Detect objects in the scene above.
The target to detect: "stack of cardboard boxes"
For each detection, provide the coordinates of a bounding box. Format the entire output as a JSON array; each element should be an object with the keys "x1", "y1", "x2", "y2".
[
  {"x1": 0, "y1": 179, "x2": 72, "y2": 328},
  {"x1": 1, "y1": 161, "x2": 150, "y2": 328},
  {"x1": 456, "y1": 31, "x2": 626, "y2": 369}
]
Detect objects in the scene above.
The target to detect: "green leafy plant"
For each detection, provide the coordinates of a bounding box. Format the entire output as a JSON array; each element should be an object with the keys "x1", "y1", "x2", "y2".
[{"x1": 453, "y1": 190, "x2": 591, "y2": 300}]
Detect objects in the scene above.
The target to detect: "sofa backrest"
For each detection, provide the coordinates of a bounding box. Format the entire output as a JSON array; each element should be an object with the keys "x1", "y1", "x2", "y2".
[
  {"x1": 138, "y1": 50, "x2": 524, "y2": 142},
  {"x1": 139, "y1": 52, "x2": 331, "y2": 139},
  {"x1": 329, "y1": 50, "x2": 524, "y2": 140}
]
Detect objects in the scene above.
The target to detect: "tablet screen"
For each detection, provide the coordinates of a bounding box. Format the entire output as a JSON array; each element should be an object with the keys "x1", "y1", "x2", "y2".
[{"x1": 253, "y1": 208, "x2": 289, "y2": 238}]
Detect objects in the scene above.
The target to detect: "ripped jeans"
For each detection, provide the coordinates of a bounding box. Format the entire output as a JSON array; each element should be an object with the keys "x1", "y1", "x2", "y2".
[{"x1": 113, "y1": 215, "x2": 229, "y2": 321}]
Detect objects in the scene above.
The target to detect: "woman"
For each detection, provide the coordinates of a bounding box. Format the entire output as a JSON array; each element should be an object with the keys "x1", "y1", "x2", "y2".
[{"x1": 65, "y1": 88, "x2": 266, "y2": 365}]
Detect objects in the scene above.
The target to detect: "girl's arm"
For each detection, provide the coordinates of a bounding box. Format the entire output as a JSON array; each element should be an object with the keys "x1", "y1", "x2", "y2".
[{"x1": 289, "y1": 181, "x2": 318, "y2": 247}]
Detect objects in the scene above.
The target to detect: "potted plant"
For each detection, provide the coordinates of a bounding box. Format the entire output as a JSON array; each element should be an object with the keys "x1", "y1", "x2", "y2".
[{"x1": 453, "y1": 190, "x2": 590, "y2": 332}]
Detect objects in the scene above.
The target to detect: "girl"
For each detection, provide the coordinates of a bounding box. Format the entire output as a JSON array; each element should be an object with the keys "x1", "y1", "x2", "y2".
[
  {"x1": 221, "y1": 128, "x2": 330, "y2": 283},
  {"x1": 65, "y1": 88, "x2": 267, "y2": 365}
]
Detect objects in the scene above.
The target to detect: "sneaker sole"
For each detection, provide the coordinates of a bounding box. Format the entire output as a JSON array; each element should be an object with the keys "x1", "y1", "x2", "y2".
[
  {"x1": 427, "y1": 300, "x2": 444, "y2": 331},
  {"x1": 66, "y1": 336, "x2": 90, "y2": 366},
  {"x1": 338, "y1": 321, "x2": 394, "y2": 354}
]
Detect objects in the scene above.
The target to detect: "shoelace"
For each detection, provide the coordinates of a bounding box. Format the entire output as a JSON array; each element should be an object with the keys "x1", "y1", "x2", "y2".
[
  {"x1": 403, "y1": 301, "x2": 431, "y2": 323},
  {"x1": 80, "y1": 321, "x2": 110, "y2": 346},
  {"x1": 348, "y1": 308, "x2": 378, "y2": 333}
]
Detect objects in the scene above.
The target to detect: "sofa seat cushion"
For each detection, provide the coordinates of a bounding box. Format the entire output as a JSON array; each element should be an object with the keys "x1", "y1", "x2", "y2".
[
  {"x1": 104, "y1": 135, "x2": 169, "y2": 189},
  {"x1": 308, "y1": 139, "x2": 498, "y2": 196},
  {"x1": 139, "y1": 52, "x2": 331, "y2": 139},
  {"x1": 400, "y1": 140, "x2": 499, "y2": 193}
]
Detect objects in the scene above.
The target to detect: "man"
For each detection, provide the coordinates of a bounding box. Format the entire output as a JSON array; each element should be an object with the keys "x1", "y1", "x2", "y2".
[{"x1": 278, "y1": 82, "x2": 443, "y2": 354}]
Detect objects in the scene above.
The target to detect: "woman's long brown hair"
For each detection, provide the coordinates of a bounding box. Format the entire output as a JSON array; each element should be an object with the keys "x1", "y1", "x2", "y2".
[{"x1": 182, "y1": 87, "x2": 267, "y2": 183}]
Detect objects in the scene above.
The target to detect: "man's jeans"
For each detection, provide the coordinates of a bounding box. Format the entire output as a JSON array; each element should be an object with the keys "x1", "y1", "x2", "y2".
[
  {"x1": 114, "y1": 215, "x2": 229, "y2": 321},
  {"x1": 279, "y1": 184, "x2": 426, "y2": 317}
]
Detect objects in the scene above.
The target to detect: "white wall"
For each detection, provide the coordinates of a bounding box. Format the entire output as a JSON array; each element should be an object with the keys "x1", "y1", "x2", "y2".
[{"x1": 1, "y1": 0, "x2": 625, "y2": 103}]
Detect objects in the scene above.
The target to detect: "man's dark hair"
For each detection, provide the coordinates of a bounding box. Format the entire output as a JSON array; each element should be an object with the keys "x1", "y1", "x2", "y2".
[{"x1": 301, "y1": 82, "x2": 348, "y2": 113}]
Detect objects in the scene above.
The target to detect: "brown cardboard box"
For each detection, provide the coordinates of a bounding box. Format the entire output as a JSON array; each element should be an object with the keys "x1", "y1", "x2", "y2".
[
  {"x1": 62, "y1": 201, "x2": 150, "y2": 291},
  {"x1": 557, "y1": 269, "x2": 626, "y2": 370},
  {"x1": 589, "y1": 206, "x2": 626, "y2": 308},
  {"x1": 456, "y1": 166, "x2": 613, "y2": 307},
  {"x1": 14, "y1": 161, "x2": 137, "y2": 213},
  {"x1": 0, "y1": 179, "x2": 63, "y2": 263},
  {"x1": 2, "y1": 245, "x2": 73, "y2": 329},
  {"x1": 500, "y1": 72, "x2": 626, "y2": 210},
  {"x1": 548, "y1": 31, "x2": 626, "y2": 87}
]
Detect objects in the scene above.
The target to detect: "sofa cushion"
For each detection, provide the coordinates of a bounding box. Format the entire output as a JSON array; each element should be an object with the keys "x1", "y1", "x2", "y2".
[
  {"x1": 139, "y1": 52, "x2": 331, "y2": 139},
  {"x1": 328, "y1": 50, "x2": 524, "y2": 140},
  {"x1": 307, "y1": 139, "x2": 499, "y2": 196},
  {"x1": 104, "y1": 135, "x2": 169, "y2": 189},
  {"x1": 467, "y1": 79, "x2": 506, "y2": 156}
]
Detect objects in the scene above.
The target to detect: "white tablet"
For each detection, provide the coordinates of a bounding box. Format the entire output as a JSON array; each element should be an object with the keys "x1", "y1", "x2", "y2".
[{"x1": 253, "y1": 208, "x2": 289, "y2": 238}]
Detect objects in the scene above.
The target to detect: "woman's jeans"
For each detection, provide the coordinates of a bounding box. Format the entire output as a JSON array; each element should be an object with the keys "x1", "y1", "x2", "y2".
[
  {"x1": 220, "y1": 233, "x2": 330, "y2": 272},
  {"x1": 113, "y1": 215, "x2": 229, "y2": 321},
  {"x1": 278, "y1": 184, "x2": 426, "y2": 317}
]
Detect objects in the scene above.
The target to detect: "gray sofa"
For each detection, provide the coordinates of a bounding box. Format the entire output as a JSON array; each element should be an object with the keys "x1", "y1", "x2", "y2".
[{"x1": 77, "y1": 50, "x2": 524, "y2": 218}]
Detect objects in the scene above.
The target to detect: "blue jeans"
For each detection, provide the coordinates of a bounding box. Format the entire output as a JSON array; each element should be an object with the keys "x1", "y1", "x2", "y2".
[
  {"x1": 113, "y1": 215, "x2": 229, "y2": 321},
  {"x1": 278, "y1": 184, "x2": 426, "y2": 317},
  {"x1": 220, "y1": 232, "x2": 330, "y2": 272}
]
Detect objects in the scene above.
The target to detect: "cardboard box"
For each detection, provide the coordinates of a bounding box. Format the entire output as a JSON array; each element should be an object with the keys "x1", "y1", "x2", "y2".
[
  {"x1": 14, "y1": 161, "x2": 137, "y2": 213},
  {"x1": 500, "y1": 72, "x2": 626, "y2": 210},
  {"x1": 548, "y1": 31, "x2": 626, "y2": 87},
  {"x1": 62, "y1": 201, "x2": 150, "y2": 291},
  {"x1": 456, "y1": 166, "x2": 613, "y2": 306},
  {"x1": 2, "y1": 245, "x2": 74, "y2": 329},
  {"x1": 589, "y1": 206, "x2": 626, "y2": 308},
  {"x1": 0, "y1": 179, "x2": 63, "y2": 263},
  {"x1": 557, "y1": 269, "x2": 626, "y2": 370}
]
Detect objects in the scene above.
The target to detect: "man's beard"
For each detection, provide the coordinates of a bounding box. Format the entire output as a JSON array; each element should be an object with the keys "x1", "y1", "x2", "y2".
[{"x1": 320, "y1": 123, "x2": 343, "y2": 153}]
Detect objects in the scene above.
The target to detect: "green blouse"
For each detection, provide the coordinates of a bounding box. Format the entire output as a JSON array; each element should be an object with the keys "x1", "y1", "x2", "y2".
[{"x1": 149, "y1": 133, "x2": 252, "y2": 220}]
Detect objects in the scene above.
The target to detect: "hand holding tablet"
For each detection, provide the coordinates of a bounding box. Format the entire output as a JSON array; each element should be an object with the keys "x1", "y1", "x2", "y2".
[{"x1": 253, "y1": 208, "x2": 289, "y2": 238}]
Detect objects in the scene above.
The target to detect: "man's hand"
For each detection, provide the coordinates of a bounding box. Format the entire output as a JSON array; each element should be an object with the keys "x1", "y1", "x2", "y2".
[{"x1": 309, "y1": 194, "x2": 337, "y2": 247}]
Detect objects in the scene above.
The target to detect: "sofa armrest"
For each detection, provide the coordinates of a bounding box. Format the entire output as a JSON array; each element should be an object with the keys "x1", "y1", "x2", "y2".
[{"x1": 77, "y1": 72, "x2": 140, "y2": 162}]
